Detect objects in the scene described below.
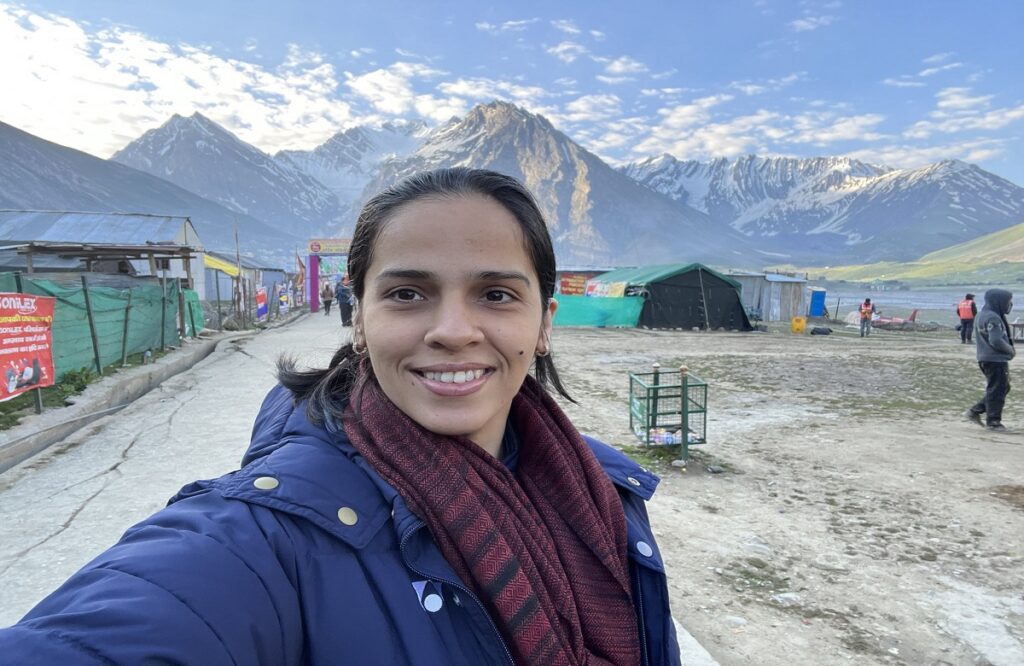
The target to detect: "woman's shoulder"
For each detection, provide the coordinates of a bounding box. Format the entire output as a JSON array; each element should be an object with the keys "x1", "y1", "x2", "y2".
[{"x1": 580, "y1": 435, "x2": 660, "y2": 500}]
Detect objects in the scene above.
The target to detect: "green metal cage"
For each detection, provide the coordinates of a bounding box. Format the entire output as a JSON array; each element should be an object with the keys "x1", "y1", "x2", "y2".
[{"x1": 629, "y1": 364, "x2": 708, "y2": 460}]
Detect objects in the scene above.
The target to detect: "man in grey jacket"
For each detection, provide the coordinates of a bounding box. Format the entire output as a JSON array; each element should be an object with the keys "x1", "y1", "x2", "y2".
[{"x1": 966, "y1": 288, "x2": 1015, "y2": 431}]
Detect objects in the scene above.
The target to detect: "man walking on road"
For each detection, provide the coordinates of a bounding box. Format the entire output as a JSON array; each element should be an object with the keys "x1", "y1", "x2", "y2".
[
  {"x1": 859, "y1": 298, "x2": 877, "y2": 337},
  {"x1": 966, "y1": 288, "x2": 1015, "y2": 431},
  {"x1": 320, "y1": 282, "x2": 334, "y2": 316},
  {"x1": 957, "y1": 293, "x2": 977, "y2": 344}
]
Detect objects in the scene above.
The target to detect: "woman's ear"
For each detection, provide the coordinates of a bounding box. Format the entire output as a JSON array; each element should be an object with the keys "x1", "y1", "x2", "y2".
[{"x1": 536, "y1": 298, "x2": 557, "y2": 355}]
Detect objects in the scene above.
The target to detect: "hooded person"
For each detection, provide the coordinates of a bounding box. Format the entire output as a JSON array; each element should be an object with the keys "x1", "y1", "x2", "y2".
[{"x1": 966, "y1": 288, "x2": 1015, "y2": 430}]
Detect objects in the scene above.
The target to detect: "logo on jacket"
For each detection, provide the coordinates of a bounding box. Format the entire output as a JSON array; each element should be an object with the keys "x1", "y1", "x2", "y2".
[{"x1": 411, "y1": 580, "x2": 444, "y2": 613}]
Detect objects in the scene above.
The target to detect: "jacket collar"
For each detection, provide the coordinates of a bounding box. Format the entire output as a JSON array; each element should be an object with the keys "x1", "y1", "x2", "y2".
[{"x1": 225, "y1": 385, "x2": 661, "y2": 551}]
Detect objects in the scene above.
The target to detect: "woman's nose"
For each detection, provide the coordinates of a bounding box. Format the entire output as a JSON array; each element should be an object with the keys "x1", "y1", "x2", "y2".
[{"x1": 423, "y1": 298, "x2": 484, "y2": 350}]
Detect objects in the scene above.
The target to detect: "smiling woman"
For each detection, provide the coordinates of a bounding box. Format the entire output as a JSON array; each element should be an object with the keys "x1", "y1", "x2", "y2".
[{"x1": 0, "y1": 168, "x2": 680, "y2": 666}]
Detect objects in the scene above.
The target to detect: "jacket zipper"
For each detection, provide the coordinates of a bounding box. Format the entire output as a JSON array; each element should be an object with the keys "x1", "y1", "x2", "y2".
[
  {"x1": 399, "y1": 525, "x2": 515, "y2": 666},
  {"x1": 634, "y1": 565, "x2": 650, "y2": 666}
]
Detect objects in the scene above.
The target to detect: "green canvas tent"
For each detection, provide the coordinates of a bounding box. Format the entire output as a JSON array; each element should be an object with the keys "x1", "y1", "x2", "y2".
[{"x1": 587, "y1": 263, "x2": 752, "y2": 330}]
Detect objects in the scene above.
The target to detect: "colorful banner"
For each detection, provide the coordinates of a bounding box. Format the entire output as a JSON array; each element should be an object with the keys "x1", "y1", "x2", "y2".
[
  {"x1": 278, "y1": 287, "x2": 290, "y2": 315},
  {"x1": 255, "y1": 287, "x2": 268, "y2": 321},
  {"x1": 0, "y1": 292, "x2": 56, "y2": 402},
  {"x1": 308, "y1": 238, "x2": 351, "y2": 254},
  {"x1": 558, "y1": 273, "x2": 588, "y2": 296}
]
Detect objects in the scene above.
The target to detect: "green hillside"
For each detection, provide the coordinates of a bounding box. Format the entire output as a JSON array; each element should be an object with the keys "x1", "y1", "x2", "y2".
[{"x1": 779, "y1": 221, "x2": 1024, "y2": 285}]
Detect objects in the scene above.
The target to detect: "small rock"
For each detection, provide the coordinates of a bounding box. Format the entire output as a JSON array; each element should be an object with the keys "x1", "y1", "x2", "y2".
[
  {"x1": 888, "y1": 647, "x2": 899, "y2": 656},
  {"x1": 670, "y1": 460, "x2": 687, "y2": 468},
  {"x1": 706, "y1": 465, "x2": 725, "y2": 474},
  {"x1": 724, "y1": 615, "x2": 748, "y2": 628},
  {"x1": 771, "y1": 592, "x2": 802, "y2": 607}
]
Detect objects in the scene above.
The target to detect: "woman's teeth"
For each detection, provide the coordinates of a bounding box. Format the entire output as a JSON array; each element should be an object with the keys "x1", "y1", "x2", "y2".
[{"x1": 422, "y1": 369, "x2": 486, "y2": 384}]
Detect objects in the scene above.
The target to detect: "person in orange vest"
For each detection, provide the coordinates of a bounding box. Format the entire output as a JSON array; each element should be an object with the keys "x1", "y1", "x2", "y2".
[
  {"x1": 956, "y1": 293, "x2": 977, "y2": 344},
  {"x1": 859, "y1": 298, "x2": 877, "y2": 337}
]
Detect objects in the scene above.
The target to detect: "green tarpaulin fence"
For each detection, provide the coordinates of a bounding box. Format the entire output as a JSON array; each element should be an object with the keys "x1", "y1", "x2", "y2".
[
  {"x1": 1, "y1": 272, "x2": 197, "y2": 381},
  {"x1": 553, "y1": 295, "x2": 644, "y2": 327}
]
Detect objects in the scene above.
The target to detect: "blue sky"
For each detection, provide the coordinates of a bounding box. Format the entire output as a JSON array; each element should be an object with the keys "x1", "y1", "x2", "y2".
[{"x1": 3, "y1": 0, "x2": 1024, "y2": 183}]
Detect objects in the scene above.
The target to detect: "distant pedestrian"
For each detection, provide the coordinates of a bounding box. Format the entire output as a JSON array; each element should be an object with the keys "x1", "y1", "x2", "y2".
[
  {"x1": 320, "y1": 282, "x2": 334, "y2": 316},
  {"x1": 966, "y1": 288, "x2": 1015, "y2": 431},
  {"x1": 956, "y1": 293, "x2": 977, "y2": 344},
  {"x1": 337, "y1": 275, "x2": 354, "y2": 326},
  {"x1": 859, "y1": 298, "x2": 877, "y2": 337}
]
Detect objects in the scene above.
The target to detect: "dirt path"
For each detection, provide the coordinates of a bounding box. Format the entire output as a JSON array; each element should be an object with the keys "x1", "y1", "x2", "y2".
[{"x1": 553, "y1": 324, "x2": 1024, "y2": 666}]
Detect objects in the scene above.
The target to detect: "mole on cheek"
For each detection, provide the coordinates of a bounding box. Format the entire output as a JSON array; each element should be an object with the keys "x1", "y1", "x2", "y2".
[{"x1": 518, "y1": 350, "x2": 525, "y2": 355}]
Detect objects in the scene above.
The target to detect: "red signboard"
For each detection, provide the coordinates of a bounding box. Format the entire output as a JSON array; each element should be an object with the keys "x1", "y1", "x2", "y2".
[{"x1": 0, "y1": 292, "x2": 56, "y2": 402}]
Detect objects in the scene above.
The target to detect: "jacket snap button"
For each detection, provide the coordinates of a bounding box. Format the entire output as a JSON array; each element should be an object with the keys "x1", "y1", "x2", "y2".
[
  {"x1": 253, "y1": 476, "x2": 279, "y2": 490},
  {"x1": 423, "y1": 593, "x2": 443, "y2": 612},
  {"x1": 627, "y1": 476, "x2": 641, "y2": 487},
  {"x1": 337, "y1": 507, "x2": 358, "y2": 525},
  {"x1": 452, "y1": 593, "x2": 462, "y2": 607},
  {"x1": 636, "y1": 541, "x2": 653, "y2": 557}
]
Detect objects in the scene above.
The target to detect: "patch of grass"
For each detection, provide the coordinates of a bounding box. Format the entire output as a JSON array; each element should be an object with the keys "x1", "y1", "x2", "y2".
[{"x1": 0, "y1": 348, "x2": 173, "y2": 431}]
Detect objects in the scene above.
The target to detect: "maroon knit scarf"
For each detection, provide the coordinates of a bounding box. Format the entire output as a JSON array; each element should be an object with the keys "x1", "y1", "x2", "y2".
[{"x1": 343, "y1": 373, "x2": 641, "y2": 665}]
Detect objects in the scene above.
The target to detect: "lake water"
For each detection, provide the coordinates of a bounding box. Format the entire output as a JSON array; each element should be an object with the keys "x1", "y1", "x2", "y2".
[{"x1": 814, "y1": 285, "x2": 1020, "y2": 326}]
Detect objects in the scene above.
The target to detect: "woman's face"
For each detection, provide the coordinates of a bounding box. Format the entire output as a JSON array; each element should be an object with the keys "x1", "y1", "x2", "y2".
[{"x1": 356, "y1": 194, "x2": 556, "y2": 455}]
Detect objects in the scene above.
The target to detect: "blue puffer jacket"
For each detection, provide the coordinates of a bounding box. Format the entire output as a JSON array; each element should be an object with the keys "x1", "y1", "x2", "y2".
[{"x1": 1, "y1": 385, "x2": 680, "y2": 665}]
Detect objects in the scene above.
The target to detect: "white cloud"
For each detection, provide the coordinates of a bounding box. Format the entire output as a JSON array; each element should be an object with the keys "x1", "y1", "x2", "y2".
[
  {"x1": 590, "y1": 29, "x2": 605, "y2": 40},
  {"x1": 475, "y1": 18, "x2": 539, "y2": 35},
  {"x1": 437, "y1": 77, "x2": 549, "y2": 108},
  {"x1": 596, "y1": 75, "x2": 633, "y2": 85},
  {"x1": 935, "y1": 87, "x2": 993, "y2": 111},
  {"x1": 787, "y1": 113, "x2": 886, "y2": 144},
  {"x1": 918, "y1": 62, "x2": 962, "y2": 77},
  {"x1": 650, "y1": 68, "x2": 678, "y2": 81},
  {"x1": 605, "y1": 55, "x2": 648, "y2": 75},
  {"x1": 729, "y1": 72, "x2": 803, "y2": 95},
  {"x1": 546, "y1": 40, "x2": 588, "y2": 63},
  {"x1": 0, "y1": 5, "x2": 356, "y2": 156},
  {"x1": 790, "y1": 15, "x2": 835, "y2": 31},
  {"x1": 551, "y1": 19, "x2": 580, "y2": 34},
  {"x1": 845, "y1": 138, "x2": 1006, "y2": 169},
  {"x1": 922, "y1": 52, "x2": 953, "y2": 64},
  {"x1": 344, "y1": 61, "x2": 446, "y2": 115},
  {"x1": 905, "y1": 103, "x2": 1024, "y2": 139},
  {"x1": 882, "y1": 77, "x2": 925, "y2": 88},
  {"x1": 560, "y1": 94, "x2": 623, "y2": 122}
]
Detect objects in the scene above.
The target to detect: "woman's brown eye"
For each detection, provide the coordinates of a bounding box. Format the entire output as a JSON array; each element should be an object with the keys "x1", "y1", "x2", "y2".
[{"x1": 485, "y1": 290, "x2": 511, "y2": 302}]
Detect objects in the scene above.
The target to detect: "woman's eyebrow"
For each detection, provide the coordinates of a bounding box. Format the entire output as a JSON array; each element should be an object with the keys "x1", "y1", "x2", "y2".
[
  {"x1": 477, "y1": 270, "x2": 532, "y2": 286},
  {"x1": 374, "y1": 269, "x2": 531, "y2": 286}
]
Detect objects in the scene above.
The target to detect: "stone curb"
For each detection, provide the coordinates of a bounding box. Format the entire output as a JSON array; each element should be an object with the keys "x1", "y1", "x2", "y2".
[{"x1": 0, "y1": 313, "x2": 307, "y2": 475}]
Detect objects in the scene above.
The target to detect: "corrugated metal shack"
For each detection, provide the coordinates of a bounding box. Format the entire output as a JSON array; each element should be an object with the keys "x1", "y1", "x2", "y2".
[
  {"x1": 203, "y1": 250, "x2": 286, "y2": 302},
  {"x1": 0, "y1": 210, "x2": 203, "y2": 293},
  {"x1": 727, "y1": 271, "x2": 807, "y2": 322}
]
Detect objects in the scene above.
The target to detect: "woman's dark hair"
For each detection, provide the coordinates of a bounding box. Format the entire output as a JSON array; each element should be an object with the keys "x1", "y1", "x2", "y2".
[{"x1": 279, "y1": 167, "x2": 574, "y2": 425}]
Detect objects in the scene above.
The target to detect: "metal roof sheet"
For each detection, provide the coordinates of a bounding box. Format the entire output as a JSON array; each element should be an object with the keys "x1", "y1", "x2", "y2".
[{"x1": 0, "y1": 211, "x2": 198, "y2": 246}]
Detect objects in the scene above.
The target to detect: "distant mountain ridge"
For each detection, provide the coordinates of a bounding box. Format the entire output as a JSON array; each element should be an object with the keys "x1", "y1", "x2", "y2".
[
  {"x1": 358, "y1": 101, "x2": 752, "y2": 265},
  {"x1": 275, "y1": 120, "x2": 430, "y2": 213},
  {"x1": 0, "y1": 120, "x2": 300, "y2": 259},
  {"x1": 622, "y1": 154, "x2": 1024, "y2": 262},
  {"x1": 4, "y1": 100, "x2": 1024, "y2": 270},
  {"x1": 112, "y1": 113, "x2": 342, "y2": 237}
]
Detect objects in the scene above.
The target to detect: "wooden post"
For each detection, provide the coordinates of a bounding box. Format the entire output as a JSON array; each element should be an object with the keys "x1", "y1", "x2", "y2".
[
  {"x1": 183, "y1": 252, "x2": 193, "y2": 289},
  {"x1": 121, "y1": 289, "x2": 133, "y2": 366},
  {"x1": 177, "y1": 287, "x2": 186, "y2": 341},
  {"x1": 25, "y1": 252, "x2": 34, "y2": 274},
  {"x1": 214, "y1": 270, "x2": 223, "y2": 330},
  {"x1": 160, "y1": 276, "x2": 167, "y2": 352},
  {"x1": 80, "y1": 275, "x2": 103, "y2": 375},
  {"x1": 188, "y1": 299, "x2": 199, "y2": 337},
  {"x1": 148, "y1": 253, "x2": 157, "y2": 275},
  {"x1": 680, "y1": 365, "x2": 690, "y2": 459},
  {"x1": 650, "y1": 362, "x2": 660, "y2": 443}
]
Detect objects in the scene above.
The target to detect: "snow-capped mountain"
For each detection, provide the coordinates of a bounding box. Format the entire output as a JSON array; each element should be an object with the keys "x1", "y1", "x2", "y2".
[
  {"x1": 112, "y1": 113, "x2": 342, "y2": 236},
  {"x1": 275, "y1": 120, "x2": 429, "y2": 210},
  {"x1": 623, "y1": 154, "x2": 1024, "y2": 262},
  {"x1": 358, "y1": 101, "x2": 753, "y2": 265},
  {"x1": 0, "y1": 120, "x2": 300, "y2": 260}
]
